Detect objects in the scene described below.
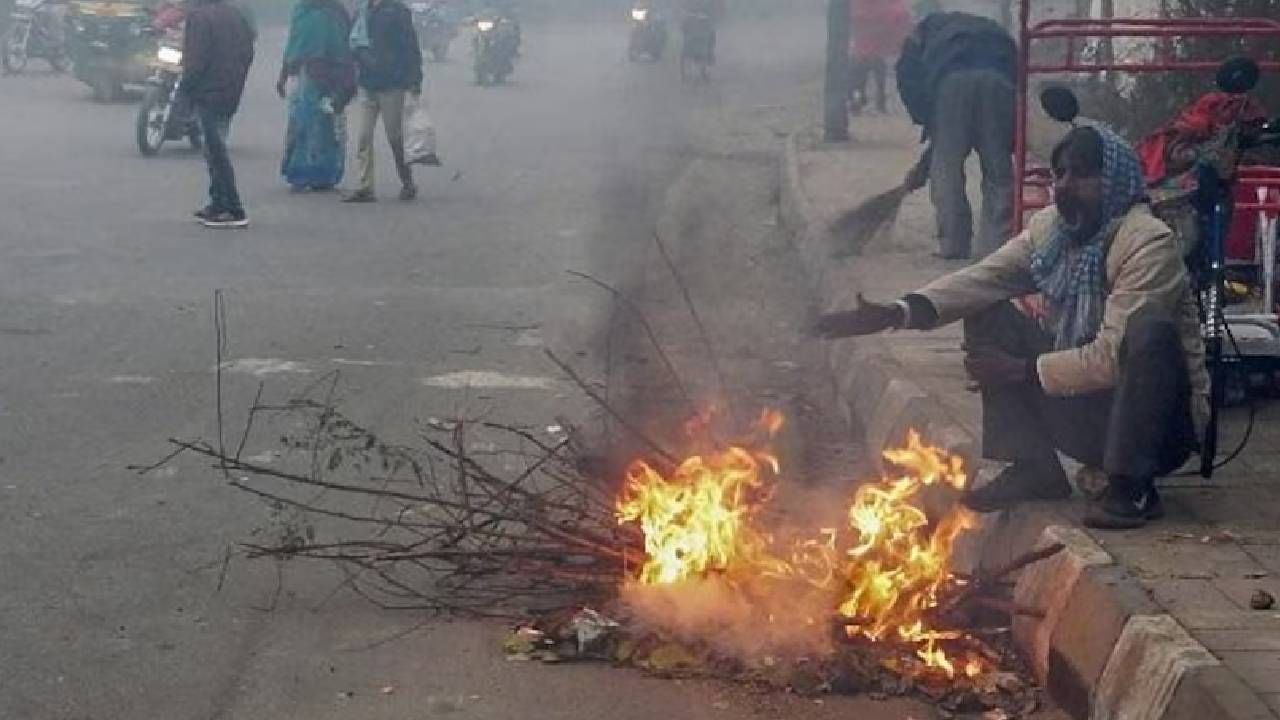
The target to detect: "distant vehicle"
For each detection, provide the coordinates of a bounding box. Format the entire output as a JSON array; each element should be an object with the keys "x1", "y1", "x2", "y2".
[
  {"x1": 3, "y1": 0, "x2": 68, "y2": 74},
  {"x1": 471, "y1": 12, "x2": 516, "y2": 85},
  {"x1": 679, "y1": 10, "x2": 713, "y2": 82},
  {"x1": 135, "y1": 32, "x2": 200, "y2": 156},
  {"x1": 627, "y1": 5, "x2": 666, "y2": 62},
  {"x1": 411, "y1": 0, "x2": 456, "y2": 62},
  {"x1": 65, "y1": 0, "x2": 155, "y2": 101}
]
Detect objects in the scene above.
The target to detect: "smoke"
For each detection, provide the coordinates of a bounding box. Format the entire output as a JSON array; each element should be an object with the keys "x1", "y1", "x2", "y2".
[{"x1": 620, "y1": 574, "x2": 836, "y2": 659}]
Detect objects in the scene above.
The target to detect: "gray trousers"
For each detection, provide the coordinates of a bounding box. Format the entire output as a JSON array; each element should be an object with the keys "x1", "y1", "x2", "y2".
[
  {"x1": 929, "y1": 69, "x2": 1015, "y2": 259},
  {"x1": 354, "y1": 88, "x2": 414, "y2": 195},
  {"x1": 965, "y1": 302, "x2": 1197, "y2": 493}
]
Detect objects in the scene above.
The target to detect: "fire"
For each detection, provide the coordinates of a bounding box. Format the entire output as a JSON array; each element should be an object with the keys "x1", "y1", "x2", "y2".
[
  {"x1": 616, "y1": 410, "x2": 785, "y2": 586},
  {"x1": 617, "y1": 415, "x2": 979, "y2": 678},
  {"x1": 836, "y1": 430, "x2": 975, "y2": 676}
]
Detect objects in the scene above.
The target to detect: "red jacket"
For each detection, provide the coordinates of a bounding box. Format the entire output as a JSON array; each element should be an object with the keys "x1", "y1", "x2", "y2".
[{"x1": 848, "y1": 0, "x2": 911, "y2": 60}]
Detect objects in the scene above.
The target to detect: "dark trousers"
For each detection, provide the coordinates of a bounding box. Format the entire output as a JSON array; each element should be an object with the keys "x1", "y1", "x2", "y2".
[
  {"x1": 196, "y1": 105, "x2": 243, "y2": 215},
  {"x1": 965, "y1": 302, "x2": 1198, "y2": 494},
  {"x1": 929, "y1": 69, "x2": 1015, "y2": 259},
  {"x1": 849, "y1": 57, "x2": 887, "y2": 113}
]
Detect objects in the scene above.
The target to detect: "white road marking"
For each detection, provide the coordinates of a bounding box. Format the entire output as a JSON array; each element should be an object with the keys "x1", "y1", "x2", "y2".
[
  {"x1": 419, "y1": 371, "x2": 558, "y2": 390},
  {"x1": 107, "y1": 375, "x2": 157, "y2": 385},
  {"x1": 218, "y1": 359, "x2": 312, "y2": 376}
]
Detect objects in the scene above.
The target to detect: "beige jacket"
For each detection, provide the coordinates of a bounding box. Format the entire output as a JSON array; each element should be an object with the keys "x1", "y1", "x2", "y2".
[{"x1": 915, "y1": 205, "x2": 1210, "y2": 432}]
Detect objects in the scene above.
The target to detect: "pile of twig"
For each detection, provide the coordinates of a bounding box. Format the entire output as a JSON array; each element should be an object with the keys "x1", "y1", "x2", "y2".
[{"x1": 149, "y1": 379, "x2": 648, "y2": 617}]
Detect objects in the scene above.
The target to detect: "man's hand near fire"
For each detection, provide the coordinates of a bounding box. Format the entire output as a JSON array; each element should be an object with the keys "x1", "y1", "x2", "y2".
[{"x1": 811, "y1": 293, "x2": 905, "y2": 338}]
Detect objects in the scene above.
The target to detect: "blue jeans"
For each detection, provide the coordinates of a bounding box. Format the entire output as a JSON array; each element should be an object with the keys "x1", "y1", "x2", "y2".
[{"x1": 197, "y1": 105, "x2": 243, "y2": 214}]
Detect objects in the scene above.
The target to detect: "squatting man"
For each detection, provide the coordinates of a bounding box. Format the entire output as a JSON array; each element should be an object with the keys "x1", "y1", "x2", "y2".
[{"x1": 815, "y1": 125, "x2": 1208, "y2": 530}]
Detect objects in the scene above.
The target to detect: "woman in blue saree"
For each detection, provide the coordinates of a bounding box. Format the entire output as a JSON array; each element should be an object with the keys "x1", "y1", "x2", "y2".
[{"x1": 277, "y1": 0, "x2": 355, "y2": 191}]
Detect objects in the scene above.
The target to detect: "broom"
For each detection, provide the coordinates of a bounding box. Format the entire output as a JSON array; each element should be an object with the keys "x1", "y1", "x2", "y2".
[{"x1": 829, "y1": 146, "x2": 929, "y2": 258}]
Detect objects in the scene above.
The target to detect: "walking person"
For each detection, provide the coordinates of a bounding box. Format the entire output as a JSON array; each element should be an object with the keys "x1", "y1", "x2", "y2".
[
  {"x1": 278, "y1": 0, "x2": 356, "y2": 192},
  {"x1": 847, "y1": 0, "x2": 910, "y2": 115},
  {"x1": 182, "y1": 0, "x2": 255, "y2": 228},
  {"x1": 896, "y1": 11, "x2": 1016, "y2": 259},
  {"x1": 815, "y1": 126, "x2": 1207, "y2": 530},
  {"x1": 344, "y1": 0, "x2": 422, "y2": 203}
]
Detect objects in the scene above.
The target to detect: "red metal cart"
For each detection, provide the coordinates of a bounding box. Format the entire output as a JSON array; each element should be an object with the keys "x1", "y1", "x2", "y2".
[{"x1": 1012, "y1": 6, "x2": 1280, "y2": 239}]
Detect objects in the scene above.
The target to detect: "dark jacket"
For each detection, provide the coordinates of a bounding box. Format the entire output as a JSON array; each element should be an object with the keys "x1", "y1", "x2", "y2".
[
  {"x1": 356, "y1": 0, "x2": 422, "y2": 92},
  {"x1": 895, "y1": 12, "x2": 1015, "y2": 132},
  {"x1": 181, "y1": 0, "x2": 256, "y2": 116}
]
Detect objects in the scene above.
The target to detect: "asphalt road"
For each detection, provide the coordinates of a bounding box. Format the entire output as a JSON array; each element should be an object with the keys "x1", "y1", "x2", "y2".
[{"x1": 0, "y1": 10, "x2": 977, "y2": 720}]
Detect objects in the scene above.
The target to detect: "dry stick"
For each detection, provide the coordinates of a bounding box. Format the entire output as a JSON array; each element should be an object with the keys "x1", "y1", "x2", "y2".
[
  {"x1": 543, "y1": 349, "x2": 679, "y2": 467},
  {"x1": 651, "y1": 231, "x2": 730, "y2": 406},
  {"x1": 234, "y1": 381, "x2": 267, "y2": 462},
  {"x1": 566, "y1": 270, "x2": 697, "y2": 414},
  {"x1": 940, "y1": 542, "x2": 1067, "y2": 617}
]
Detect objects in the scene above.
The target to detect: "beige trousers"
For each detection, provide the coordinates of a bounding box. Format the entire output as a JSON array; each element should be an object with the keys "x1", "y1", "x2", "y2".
[{"x1": 353, "y1": 88, "x2": 414, "y2": 194}]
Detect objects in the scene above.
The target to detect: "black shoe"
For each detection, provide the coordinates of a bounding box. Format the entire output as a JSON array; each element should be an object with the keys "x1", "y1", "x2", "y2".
[
  {"x1": 399, "y1": 184, "x2": 418, "y2": 201},
  {"x1": 200, "y1": 210, "x2": 249, "y2": 229},
  {"x1": 193, "y1": 205, "x2": 217, "y2": 222},
  {"x1": 1083, "y1": 485, "x2": 1159, "y2": 530},
  {"x1": 962, "y1": 460, "x2": 1072, "y2": 513}
]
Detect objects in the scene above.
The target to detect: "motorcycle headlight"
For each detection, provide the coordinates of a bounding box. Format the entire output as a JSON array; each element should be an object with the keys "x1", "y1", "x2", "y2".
[
  {"x1": 477, "y1": 19, "x2": 495, "y2": 32},
  {"x1": 631, "y1": 8, "x2": 648, "y2": 20},
  {"x1": 157, "y1": 46, "x2": 183, "y2": 65}
]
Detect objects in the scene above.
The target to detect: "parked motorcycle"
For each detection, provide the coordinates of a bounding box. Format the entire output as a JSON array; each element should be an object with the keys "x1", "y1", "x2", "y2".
[
  {"x1": 471, "y1": 12, "x2": 516, "y2": 86},
  {"x1": 3, "y1": 0, "x2": 67, "y2": 74},
  {"x1": 411, "y1": 1, "x2": 455, "y2": 62},
  {"x1": 627, "y1": 6, "x2": 665, "y2": 63},
  {"x1": 66, "y1": 0, "x2": 155, "y2": 102},
  {"x1": 680, "y1": 11, "x2": 714, "y2": 82},
  {"x1": 135, "y1": 33, "x2": 199, "y2": 156}
]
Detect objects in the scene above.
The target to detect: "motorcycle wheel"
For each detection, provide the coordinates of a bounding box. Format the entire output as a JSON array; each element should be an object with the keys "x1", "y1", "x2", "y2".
[
  {"x1": 47, "y1": 54, "x2": 66, "y2": 73},
  {"x1": 136, "y1": 87, "x2": 167, "y2": 156},
  {"x1": 3, "y1": 30, "x2": 28, "y2": 74}
]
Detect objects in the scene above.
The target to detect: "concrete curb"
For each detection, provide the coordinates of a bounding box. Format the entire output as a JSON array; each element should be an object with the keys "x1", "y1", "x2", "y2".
[{"x1": 777, "y1": 132, "x2": 1274, "y2": 720}]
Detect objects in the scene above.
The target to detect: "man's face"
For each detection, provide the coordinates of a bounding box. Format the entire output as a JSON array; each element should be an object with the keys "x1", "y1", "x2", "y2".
[{"x1": 1053, "y1": 156, "x2": 1103, "y2": 236}]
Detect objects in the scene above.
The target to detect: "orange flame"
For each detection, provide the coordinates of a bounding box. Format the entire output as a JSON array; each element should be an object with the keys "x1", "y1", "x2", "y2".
[
  {"x1": 617, "y1": 417, "x2": 981, "y2": 678},
  {"x1": 836, "y1": 430, "x2": 974, "y2": 676}
]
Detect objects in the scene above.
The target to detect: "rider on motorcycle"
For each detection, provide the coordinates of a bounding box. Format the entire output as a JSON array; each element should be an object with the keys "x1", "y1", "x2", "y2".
[{"x1": 681, "y1": 0, "x2": 718, "y2": 64}]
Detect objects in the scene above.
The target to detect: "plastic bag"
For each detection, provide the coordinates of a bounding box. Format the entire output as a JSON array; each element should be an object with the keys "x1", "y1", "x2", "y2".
[{"x1": 404, "y1": 90, "x2": 437, "y2": 163}]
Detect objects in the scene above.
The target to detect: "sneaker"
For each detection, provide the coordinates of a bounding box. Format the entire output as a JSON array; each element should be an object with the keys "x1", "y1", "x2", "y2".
[
  {"x1": 1083, "y1": 484, "x2": 1159, "y2": 530},
  {"x1": 399, "y1": 184, "x2": 418, "y2": 201},
  {"x1": 342, "y1": 190, "x2": 377, "y2": 203},
  {"x1": 962, "y1": 460, "x2": 1073, "y2": 513},
  {"x1": 193, "y1": 205, "x2": 217, "y2": 222},
  {"x1": 200, "y1": 210, "x2": 249, "y2": 229}
]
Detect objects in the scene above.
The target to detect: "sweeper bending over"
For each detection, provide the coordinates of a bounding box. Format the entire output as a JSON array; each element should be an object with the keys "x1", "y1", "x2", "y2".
[
  {"x1": 815, "y1": 126, "x2": 1208, "y2": 530},
  {"x1": 896, "y1": 11, "x2": 1016, "y2": 260}
]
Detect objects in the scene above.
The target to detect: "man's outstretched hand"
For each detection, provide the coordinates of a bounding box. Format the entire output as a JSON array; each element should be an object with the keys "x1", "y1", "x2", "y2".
[
  {"x1": 964, "y1": 347, "x2": 1033, "y2": 387},
  {"x1": 811, "y1": 293, "x2": 904, "y2": 339}
]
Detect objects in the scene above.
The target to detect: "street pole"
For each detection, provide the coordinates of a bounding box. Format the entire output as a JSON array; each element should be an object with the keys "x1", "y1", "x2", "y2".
[{"x1": 823, "y1": 0, "x2": 850, "y2": 142}]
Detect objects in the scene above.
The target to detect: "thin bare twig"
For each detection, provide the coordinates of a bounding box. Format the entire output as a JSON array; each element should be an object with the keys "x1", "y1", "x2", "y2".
[
  {"x1": 542, "y1": 349, "x2": 679, "y2": 467},
  {"x1": 651, "y1": 231, "x2": 730, "y2": 406}
]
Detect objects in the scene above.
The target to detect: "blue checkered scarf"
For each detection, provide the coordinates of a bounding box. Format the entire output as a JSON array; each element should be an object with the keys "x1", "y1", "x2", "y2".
[{"x1": 1030, "y1": 126, "x2": 1146, "y2": 350}]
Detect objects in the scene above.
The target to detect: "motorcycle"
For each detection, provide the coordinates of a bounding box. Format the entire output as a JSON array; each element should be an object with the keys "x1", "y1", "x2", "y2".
[
  {"x1": 679, "y1": 10, "x2": 714, "y2": 83},
  {"x1": 471, "y1": 12, "x2": 516, "y2": 86},
  {"x1": 3, "y1": 0, "x2": 67, "y2": 74},
  {"x1": 135, "y1": 33, "x2": 200, "y2": 156},
  {"x1": 627, "y1": 6, "x2": 666, "y2": 63},
  {"x1": 411, "y1": 1, "x2": 455, "y2": 62},
  {"x1": 66, "y1": 0, "x2": 155, "y2": 102}
]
